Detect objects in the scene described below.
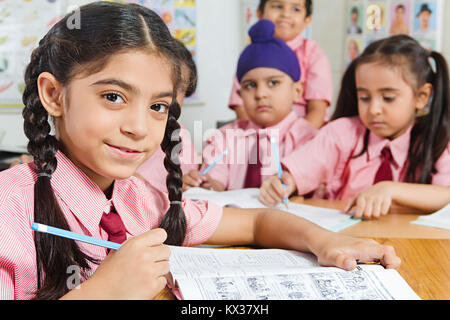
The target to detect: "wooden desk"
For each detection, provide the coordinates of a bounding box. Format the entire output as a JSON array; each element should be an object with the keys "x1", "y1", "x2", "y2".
[
  {"x1": 156, "y1": 200, "x2": 450, "y2": 300},
  {"x1": 293, "y1": 197, "x2": 450, "y2": 239}
]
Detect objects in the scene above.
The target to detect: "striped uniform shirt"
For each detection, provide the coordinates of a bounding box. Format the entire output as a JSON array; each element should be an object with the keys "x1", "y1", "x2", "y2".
[{"x1": 0, "y1": 151, "x2": 222, "y2": 300}]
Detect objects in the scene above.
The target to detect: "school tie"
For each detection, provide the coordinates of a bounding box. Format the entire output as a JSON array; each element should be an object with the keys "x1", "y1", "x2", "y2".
[
  {"x1": 373, "y1": 147, "x2": 393, "y2": 184},
  {"x1": 244, "y1": 132, "x2": 262, "y2": 188},
  {"x1": 100, "y1": 203, "x2": 127, "y2": 245}
]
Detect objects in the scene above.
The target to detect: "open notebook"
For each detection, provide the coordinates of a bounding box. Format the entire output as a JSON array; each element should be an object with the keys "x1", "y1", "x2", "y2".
[
  {"x1": 411, "y1": 203, "x2": 450, "y2": 231},
  {"x1": 167, "y1": 246, "x2": 420, "y2": 300},
  {"x1": 183, "y1": 188, "x2": 360, "y2": 232}
]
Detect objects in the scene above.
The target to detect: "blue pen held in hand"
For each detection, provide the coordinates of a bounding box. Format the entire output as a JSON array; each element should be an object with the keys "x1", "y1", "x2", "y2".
[
  {"x1": 199, "y1": 149, "x2": 229, "y2": 177},
  {"x1": 31, "y1": 222, "x2": 122, "y2": 251},
  {"x1": 270, "y1": 136, "x2": 289, "y2": 207}
]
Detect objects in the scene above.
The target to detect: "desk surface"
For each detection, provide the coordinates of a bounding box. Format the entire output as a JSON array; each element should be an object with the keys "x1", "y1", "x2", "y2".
[
  {"x1": 294, "y1": 197, "x2": 450, "y2": 239},
  {"x1": 156, "y1": 200, "x2": 450, "y2": 300}
]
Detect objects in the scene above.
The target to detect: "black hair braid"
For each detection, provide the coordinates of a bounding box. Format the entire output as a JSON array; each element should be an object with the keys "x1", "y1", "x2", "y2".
[
  {"x1": 22, "y1": 42, "x2": 99, "y2": 300},
  {"x1": 159, "y1": 99, "x2": 187, "y2": 246}
]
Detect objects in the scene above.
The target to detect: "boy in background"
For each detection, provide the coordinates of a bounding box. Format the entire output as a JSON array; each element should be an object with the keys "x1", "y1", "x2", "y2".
[{"x1": 229, "y1": 0, "x2": 333, "y2": 129}]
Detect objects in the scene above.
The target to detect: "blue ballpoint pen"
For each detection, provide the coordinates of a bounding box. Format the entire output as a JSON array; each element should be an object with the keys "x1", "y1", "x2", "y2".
[
  {"x1": 270, "y1": 136, "x2": 289, "y2": 207},
  {"x1": 199, "y1": 149, "x2": 229, "y2": 177},
  {"x1": 31, "y1": 222, "x2": 122, "y2": 251}
]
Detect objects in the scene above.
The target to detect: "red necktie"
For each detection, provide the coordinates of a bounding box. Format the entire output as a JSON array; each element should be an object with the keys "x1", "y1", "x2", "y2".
[
  {"x1": 373, "y1": 147, "x2": 393, "y2": 184},
  {"x1": 244, "y1": 132, "x2": 262, "y2": 188},
  {"x1": 100, "y1": 203, "x2": 127, "y2": 244}
]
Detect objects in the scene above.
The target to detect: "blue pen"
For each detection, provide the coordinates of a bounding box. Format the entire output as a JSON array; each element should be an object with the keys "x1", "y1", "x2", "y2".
[
  {"x1": 270, "y1": 136, "x2": 289, "y2": 207},
  {"x1": 31, "y1": 222, "x2": 122, "y2": 251},
  {"x1": 200, "y1": 149, "x2": 229, "y2": 177}
]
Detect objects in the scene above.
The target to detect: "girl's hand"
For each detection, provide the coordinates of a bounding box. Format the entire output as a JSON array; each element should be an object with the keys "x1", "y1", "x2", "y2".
[
  {"x1": 65, "y1": 228, "x2": 171, "y2": 300},
  {"x1": 200, "y1": 174, "x2": 226, "y2": 191},
  {"x1": 182, "y1": 170, "x2": 203, "y2": 191},
  {"x1": 312, "y1": 232, "x2": 401, "y2": 271},
  {"x1": 259, "y1": 171, "x2": 296, "y2": 207},
  {"x1": 344, "y1": 182, "x2": 394, "y2": 220}
]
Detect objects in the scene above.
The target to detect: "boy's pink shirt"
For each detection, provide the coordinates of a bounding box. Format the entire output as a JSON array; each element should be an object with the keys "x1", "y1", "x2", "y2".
[
  {"x1": 136, "y1": 124, "x2": 200, "y2": 191},
  {"x1": 0, "y1": 151, "x2": 221, "y2": 300},
  {"x1": 228, "y1": 33, "x2": 333, "y2": 120},
  {"x1": 282, "y1": 117, "x2": 450, "y2": 201},
  {"x1": 200, "y1": 111, "x2": 318, "y2": 190}
]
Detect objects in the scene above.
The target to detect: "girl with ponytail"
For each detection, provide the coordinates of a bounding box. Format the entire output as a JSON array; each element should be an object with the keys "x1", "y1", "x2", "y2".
[
  {"x1": 260, "y1": 35, "x2": 450, "y2": 217},
  {"x1": 1, "y1": 2, "x2": 402, "y2": 300}
]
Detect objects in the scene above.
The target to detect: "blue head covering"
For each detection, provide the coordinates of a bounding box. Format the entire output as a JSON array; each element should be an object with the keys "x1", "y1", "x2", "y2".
[{"x1": 236, "y1": 19, "x2": 301, "y2": 83}]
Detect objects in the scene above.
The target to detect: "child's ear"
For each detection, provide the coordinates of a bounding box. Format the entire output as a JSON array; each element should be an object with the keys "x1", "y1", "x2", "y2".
[
  {"x1": 37, "y1": 72, "x2": 64, "y2": 117},
  {"x1": 415, "y1": 82, "x2": 433, "y2": 112},
  {"x1": 293, "y1": 81, "x2": 303, "y2": 101},
  {"x1": 256, "y1": 8, "x2": 263, "y2": 19},
  {"x1": 304, "y1": 15, "x2": 313, "y2": 28}
]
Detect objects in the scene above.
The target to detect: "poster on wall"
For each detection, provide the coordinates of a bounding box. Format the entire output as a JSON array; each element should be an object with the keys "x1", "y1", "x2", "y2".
[
  {"x1": 0, "y1": 0, "x2": 64, "y2": 110},
  {"x1": 0, "y1": 0, "x2": 198, "y2": 111},
  {"x1": 241, "y1": 0, "x2": 312, "y2": 47},
  {"x1": 345, "y1": 0, "x2": 443, "y2": 67}
]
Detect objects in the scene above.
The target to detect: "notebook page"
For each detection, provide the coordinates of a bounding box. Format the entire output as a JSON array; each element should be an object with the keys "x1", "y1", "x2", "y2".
[
  {"x1": 411, "y1": 203, "x2": 450, "y2": 231},
  {"x1": 169, "y1": 246, "x2": 319, "y2": 280},
  {"x1": 175, "y1": 264, "x2": 420, "y2": 300}
]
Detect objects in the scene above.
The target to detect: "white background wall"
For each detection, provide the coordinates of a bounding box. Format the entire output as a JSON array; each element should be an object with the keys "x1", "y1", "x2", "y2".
[{"x1": 1, "y1": 0, "x2": 449, "y2": 152}]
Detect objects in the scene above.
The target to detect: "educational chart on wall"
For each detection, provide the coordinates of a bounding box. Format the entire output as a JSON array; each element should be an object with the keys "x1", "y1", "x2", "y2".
[
  {"x1": 345, "y1": 0, "x2": 443, "y2": 66},
  {"x1": 0, "y1": 0, "x2": 65, "y2": 110},
  {"x1": 0, "y1": 0, "x2": 198, "y2": 110},
  {"x1": 241, "y1": 0, "x2": 311, "y2": 47}
]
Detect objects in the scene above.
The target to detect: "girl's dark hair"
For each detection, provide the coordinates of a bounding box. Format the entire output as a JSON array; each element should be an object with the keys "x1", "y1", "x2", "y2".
[
  {"x1": 22, "y1": 1, "x2": 186, "y2": 299},
  {"x1": 174, "y1": 39, "x2": 197, "y2": 98},
  {"x1": 258, "y1": 0, "x2": 313, "y2": 17},
  {"x1": 332, "y1": 35, "x2": 450, "y2": 184}
]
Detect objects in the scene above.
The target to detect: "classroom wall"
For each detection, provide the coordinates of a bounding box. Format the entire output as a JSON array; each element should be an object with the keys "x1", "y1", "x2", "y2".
[{"x1": 1, "y1": 0, "x2": 449, "y2": 152}]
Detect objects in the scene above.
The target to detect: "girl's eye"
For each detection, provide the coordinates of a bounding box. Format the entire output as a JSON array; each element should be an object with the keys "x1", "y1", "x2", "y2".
[
  {"x1": 358, "y1": 96, "x2": 370, "y2": 102},
  {"x1": 268, "y1": 80, "x2": 279, "y2": 87},
  {"x1": 150, "y1": 103, "x2": 169, "y2": 114},
  {"x1": 103, "y1": 93, "x2": 124, "y2": 104},
  {"x1": 383, "y1": 96, "x2": 396, "y2": 102}
]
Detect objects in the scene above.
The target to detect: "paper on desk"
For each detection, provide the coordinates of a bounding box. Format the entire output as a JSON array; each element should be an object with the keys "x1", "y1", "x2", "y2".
[
  {"x1": 169, "y1": 246, "x2": 420, "y2": 300},
  {"x1": 183, "y1": 188, "x2": 360, "y2": 232},
  {"x1": 411, "y1": 203, "x2": 450, "y2": 231}
]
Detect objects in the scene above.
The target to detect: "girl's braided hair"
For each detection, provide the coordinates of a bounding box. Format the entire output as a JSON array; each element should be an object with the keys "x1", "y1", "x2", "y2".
[{"x1": 22, "y1": 1, "x2": 186, "y2": 299}]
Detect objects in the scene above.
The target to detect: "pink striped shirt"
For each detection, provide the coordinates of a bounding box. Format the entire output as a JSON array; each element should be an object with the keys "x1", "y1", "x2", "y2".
[
  {"x1": 0, "y1": 151, "x2": 222, "y2": 300},
  {"x1": 200, "y1": 111, "x2": 318, "y2": 190},
  {"x1": 229, "y1": 33, "x2": 333, "y2": 120},
  {"x1": 136, "y1": 125, "x2": 200, "y2": 191},
  {"x1": 282, "y1": 117, "x2": 450, "y2": 201}
]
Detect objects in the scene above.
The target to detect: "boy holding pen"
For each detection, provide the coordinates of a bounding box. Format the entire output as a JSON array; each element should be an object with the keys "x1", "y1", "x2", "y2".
[{"x1": 183, "y1": 19, "x2": 317, "y2": 191}]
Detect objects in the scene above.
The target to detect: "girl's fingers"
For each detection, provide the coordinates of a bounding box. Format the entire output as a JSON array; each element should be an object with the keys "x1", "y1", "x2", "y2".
[
  {"x1": 353, "y1": 198, "x2": 366, "y2": 219},
  {"x1": 344, "y1": 197, "x2": 356, "y2": 213},
  {"x1": 372, "y1": 200, "x2": 382, "y2": 219},
  {"x1": 363, "y1": 199, "x2": 374, "y2": 220},
  {"x1": 381, "y1": 198, "x2": 391, "y2": 215}
]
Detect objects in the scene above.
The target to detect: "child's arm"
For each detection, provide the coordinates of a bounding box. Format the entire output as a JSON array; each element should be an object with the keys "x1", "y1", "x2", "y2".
[
  {"x1": 344, "y1": 182, "x2": 450, "y2": 219},
  {"x1": 304, "y1": 100, "x2": 328, "y2": 129},
  {"x1": 206, "y1": 207, "x2": 401, "y2": 270}
]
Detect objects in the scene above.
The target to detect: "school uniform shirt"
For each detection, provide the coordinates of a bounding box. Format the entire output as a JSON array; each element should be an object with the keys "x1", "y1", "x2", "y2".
[
  {"x1": 228, "y1": 33, "x2": 333, "y2": 120},
  {"x1": 0, "y1": 151, "x2": 222, "y2": 300},
  {"x1": 136, "y1": 125, "x2": 200, "y2": 191},
  {"x1": 282, "y1": 116, "x2": 450, "y2": 201},
  {"x1": 200, "y1": 111, "x2": 318, "y2": 190}
]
